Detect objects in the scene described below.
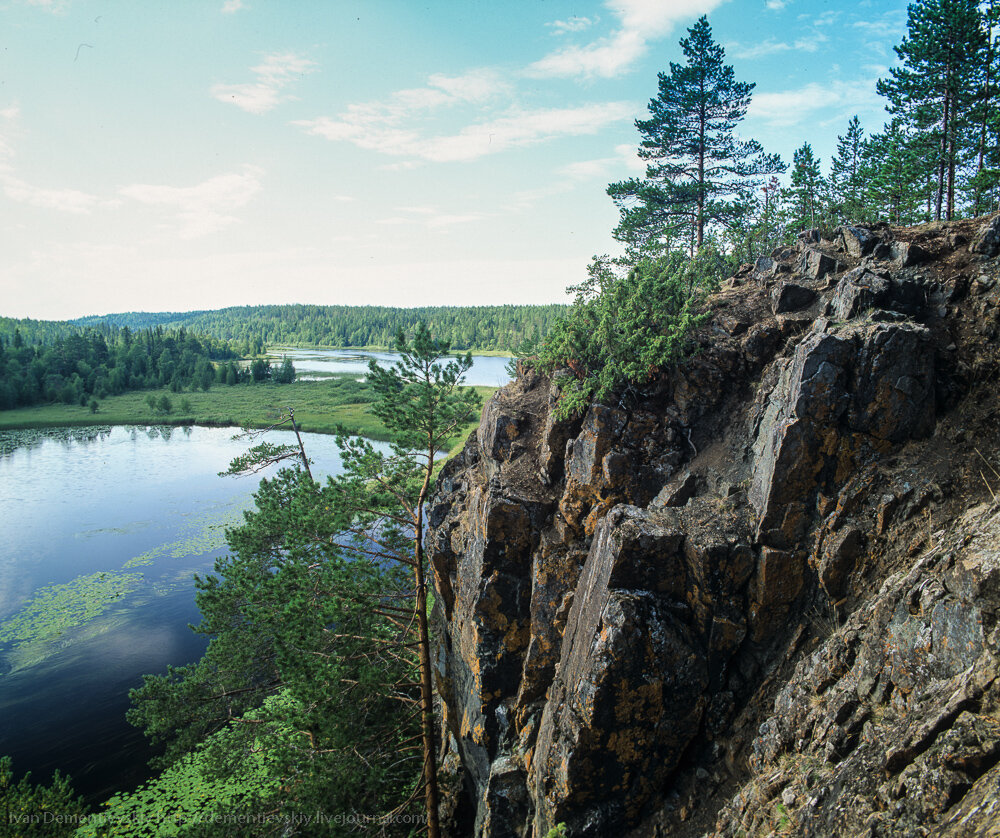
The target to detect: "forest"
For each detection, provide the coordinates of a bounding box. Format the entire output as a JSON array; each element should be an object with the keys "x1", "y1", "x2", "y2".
[
  {"x1": 71, "y1": 304, "x2": 568, "y2": 356},
  {"x1": 0, "y1": 325, "x2": 245, "y2": 412}
]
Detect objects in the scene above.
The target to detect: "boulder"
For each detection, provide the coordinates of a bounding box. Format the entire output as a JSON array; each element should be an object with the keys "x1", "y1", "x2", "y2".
[
  {"x1": 801, "y1": 248, "x2": 840, "y2": 280},
  {"x1": 971, "y1": 214, "x2": 1000, "y2": 257},
  {"x1": 771, "y1": 281, "x2": 818, "y2": 314},
  {"x1": 839, "y1": 225, "x2": 879, "y2": 258},
  {"x1": 830, "y1": 269, "x2": 891, "y2": 320}
]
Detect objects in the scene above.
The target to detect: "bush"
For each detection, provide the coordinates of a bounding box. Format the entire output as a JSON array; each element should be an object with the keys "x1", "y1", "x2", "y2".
[
  {"x1": 539, "y1": 249, "x2": 724, "y2": 417},
  {"x1": 157, "y1": 395, "x2": 173, "y2": 415}
]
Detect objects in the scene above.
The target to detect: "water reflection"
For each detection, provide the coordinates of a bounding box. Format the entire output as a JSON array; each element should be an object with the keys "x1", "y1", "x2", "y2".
[{"x1": 0, "y1": 425, "x2": 371, "y2": 802}]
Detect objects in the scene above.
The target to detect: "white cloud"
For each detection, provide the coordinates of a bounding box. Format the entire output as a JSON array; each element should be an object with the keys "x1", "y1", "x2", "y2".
[
  {"x1": 3, "y1": 177, "x2": 114, "y2": 213},
  {"x1": 547, "y1": 16, "x2": 597, "y2": 35},
  {"x1": 766, "y1": 0, "x2": 789, "y2": 9},
  {"x1": 212, "y1": 53, "x2": 316, "y2": 114},
  {"x1": 221, "y1": 0, "x2": 245, "y2": 12},
  {"x1": 119, "y1": 165, "x2": 264, "y2": 238},
  {"x1": 728, "y1": 33, "x2": 826, "y2": 59},
  {"x1": 527, "y1": 0, "x2": 727, "y2": 79},
  {"x1": 300, "y1": 102, "x2": 633, "y2": 163},
  {"x1": 556, "y1": 143, "x2": 646, "y2": 181},
  {"x1": 748, "y1": 79, "x2": 881, "y2": 128},
  {"x1": 296, "y1": 67, "x2": 629, "y2": 162}
]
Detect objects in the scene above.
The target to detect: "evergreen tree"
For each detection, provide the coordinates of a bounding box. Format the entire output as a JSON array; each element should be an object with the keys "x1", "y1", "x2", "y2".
[
  {"x1": 785, "y1": 143, "x2": 827, "y2": 231},
  {"x1": 862, "y1": 120, "x2": 934, "y2": 224},
  {"x1": 607, "y1": 15, "x2": 784, "y2": 255},
  {"x1": 830, "y1": 116, "x2": 867, "y2": 222},
  {"x1": 877, "y1": 0, "x2": 987, "y2": 219}
]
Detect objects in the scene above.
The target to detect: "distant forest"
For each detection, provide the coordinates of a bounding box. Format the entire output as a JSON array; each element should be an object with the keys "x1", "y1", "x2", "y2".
[
  {"x1": 72, "y1": 304, "x2": 569, "y2": 355},
  {"x1": 0, "y1": 322, "x2": 240, "y2": 410}
]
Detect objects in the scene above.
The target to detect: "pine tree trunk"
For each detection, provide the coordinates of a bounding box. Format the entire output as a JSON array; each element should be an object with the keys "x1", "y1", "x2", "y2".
[
  {"x1": 935, "y1": 85, "x2": 951, "y2": 221},
  {"x1": 414, "y1": 445, "x2": 440, "y2": 838}
]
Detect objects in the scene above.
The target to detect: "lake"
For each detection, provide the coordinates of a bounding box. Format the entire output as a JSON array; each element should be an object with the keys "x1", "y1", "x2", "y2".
[
  {"x1": 0, "y1": 425, "x2": 377, "y2": 803},
  {"x1": 271, "y1": 348, "x2": 513, "y2": 388}
]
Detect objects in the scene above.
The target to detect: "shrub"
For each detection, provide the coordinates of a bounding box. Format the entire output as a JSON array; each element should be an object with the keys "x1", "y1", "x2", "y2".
[{"x1": 539, "y1": 248, "x2": 724, "y2": 417}]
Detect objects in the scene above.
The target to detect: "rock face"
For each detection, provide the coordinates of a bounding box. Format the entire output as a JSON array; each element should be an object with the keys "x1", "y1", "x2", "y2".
[{"x1": 429, "y1": 216, "x2": 1000, "y2": 837}]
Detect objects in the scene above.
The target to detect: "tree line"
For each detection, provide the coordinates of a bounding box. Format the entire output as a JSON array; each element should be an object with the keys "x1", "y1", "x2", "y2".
[
  {"x1": 542, "y1": 0, "x2": 1000, "y2": 408},
  {"x1": 73, "y1": 304, "x2": 569, "y2": 355},
  {"x1": 608, "y1": 0, "x2": 1000, "y2": 267},
  {"x1": 0, "y1": 325, "x2": 250, "y2": 411}
]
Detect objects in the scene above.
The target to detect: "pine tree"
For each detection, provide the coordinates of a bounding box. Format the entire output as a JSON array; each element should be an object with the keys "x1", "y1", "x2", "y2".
[
  {"x1": 830, "y1": 116, "x2": 866, "y2": 222},
  {"x1": 876, "y1": 0, "x2": 987, "y2": 219},
  {"x1": 785, "y1": 143, "x2": 826, "y2": 231},
  {"x1": 607, "y1": 15, "x2": 784, "y2": 256},
  {"x1": 860, "y1": 120, "x2": 934, "y2": 224}
]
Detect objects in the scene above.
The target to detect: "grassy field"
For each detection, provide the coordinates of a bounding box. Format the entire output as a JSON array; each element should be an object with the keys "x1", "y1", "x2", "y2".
[{"x1": 0, "y1": 376, "x2": 495, "y2": 455}]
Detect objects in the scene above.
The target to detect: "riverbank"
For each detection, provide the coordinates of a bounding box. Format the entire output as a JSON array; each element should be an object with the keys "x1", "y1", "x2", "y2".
[{"x1": 0, "y1": 377, "x2": 496, "y2": 454}]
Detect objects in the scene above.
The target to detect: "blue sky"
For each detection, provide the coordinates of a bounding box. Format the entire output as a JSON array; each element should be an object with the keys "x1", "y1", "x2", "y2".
[{"x1": 1, "y1": 0, "x2": 908, "y2": 320}]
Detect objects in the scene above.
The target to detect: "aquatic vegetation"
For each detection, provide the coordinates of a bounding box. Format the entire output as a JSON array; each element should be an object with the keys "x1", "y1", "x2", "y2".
[{"x1": 0, "y1": 571, "x2": 144, "y2": 647}]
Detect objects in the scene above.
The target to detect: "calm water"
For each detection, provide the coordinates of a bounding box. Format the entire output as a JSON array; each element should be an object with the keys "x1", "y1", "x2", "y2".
[
  {"x1": 272, "y1": 348, "x2": 512, "y2": 387},
  {"x1": 0, "y1": 425, "x2": 373, "y2": 802}
]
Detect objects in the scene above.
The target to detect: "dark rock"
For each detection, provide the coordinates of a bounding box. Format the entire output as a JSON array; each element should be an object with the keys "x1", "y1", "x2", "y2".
[
  {"x1": 538, "y1": 371, "x2": 583, "y2": 484},
  {"x1": 771, "y1": 281, "x2": 818, "y2": 314},
  {"x1": 801, "y1": 248, "x2": 840, "y2": 280},
  {"x1": 818, "y1": 526, "x2": 863, "y2": 598},
  {"x1": 652, "y1": 470, "x2": 698, "y2": 508},
  {"x1": 848, "y1": 323, "x2": 935, "y2": 442},
  {"x1": 971, "y1": 214, "x2": 1000, "y2": 257},
  {"x1": 893, "y1": 240, "x2": 932, "y2": 267},
  {"x1": 839, "y1": 225, "x2": 879, "y2": 258},
  {"x1": 830, "y1": 269, "x2": 891, "y2": 320},
  {"x1": 530, "y1": 508, "x2": 708, "y2": 837}
]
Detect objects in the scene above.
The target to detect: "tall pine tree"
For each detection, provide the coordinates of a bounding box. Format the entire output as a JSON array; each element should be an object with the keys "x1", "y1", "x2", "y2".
[
  {"x1": 876, "y1": 0, "x2": 987, "y2": 220},
  {"x1": 830, "y1": 116, "x2": 866, "y2": 223},
  {"x1": 608, "y1": 15, "x2": 783, "y2": 255}
]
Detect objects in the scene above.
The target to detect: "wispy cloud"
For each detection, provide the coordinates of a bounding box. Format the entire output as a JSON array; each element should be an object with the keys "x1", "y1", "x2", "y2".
[
  {"x1": 748, "y1": 78, "x2": 881, "y2": 128},
  {"x1": 4, "y1": 178, "x2": 114, "y2": 213},
  {"x1": 300, "y1": 102, "x2": 633, "y2": 163},
  {"x1": 119, "y1": 165, "x2": 264, "y2": 238},
  {"x1": 547, "y1": 16, "x2": 597, "y2": 35},
  {"x1": 221, "y1": 0, "x2": 245, "y2": 12},
  {"x1": 212, "y1": 53, "x2": 316, "y2": 114},
  {"x1": 527, "y1": 0, "x2": 726, "y2": 79},
  {"x1": 728, "y1": 33, "x2": 826, "y2": 59},
  {"x1": 295, "y1": 68, "x2": 631, "y2": 162},
  {"x1": 0, "y1": 105, "x2": 115, "y2": 213},
  {"x1": 766, "y1": 0, "x2": 790, "y2": 9}
]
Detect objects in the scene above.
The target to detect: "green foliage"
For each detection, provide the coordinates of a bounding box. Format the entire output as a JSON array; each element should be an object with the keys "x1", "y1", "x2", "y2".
[
  {"x1": 545, "y1": 825, "x2": 569, "y2": 838},
  {"x1": 125, "y1": 466, "x2": 422, "y2": 833},
  {"x1": 72, "y1": 304, "x2": 566, "y2": 356},
  {"x1": 784, "y1": 143, "x2": 828, "y2": 233},
  {"x1": 608, "y1": 16, "x2": 784, "y2": 255},
  {"x1": 122, "y1": 326, "x2": 479, "y2": 835},
  {"x1": 0, "y1": 756, "x2": 87, "y2": 837},
  {"x1": 876, "y1": 0, "x2": 988, "y2": 220},
  {"x1": 0, "y1": 323, "x2": 237, "y2": 412},
  {"x1": 540, "y1": 251, "x2": 722, "y2": 418}
]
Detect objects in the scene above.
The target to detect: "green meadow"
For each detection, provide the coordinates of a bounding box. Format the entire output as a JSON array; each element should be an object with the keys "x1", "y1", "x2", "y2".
[{"x1": 0, "y1": 375, "x2": 494, "y2": 455}]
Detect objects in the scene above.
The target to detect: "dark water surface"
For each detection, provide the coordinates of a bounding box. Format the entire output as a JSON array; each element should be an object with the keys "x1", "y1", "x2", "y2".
[{"x1": 0, "y1": 425, "x2": 369, "y2": 803}]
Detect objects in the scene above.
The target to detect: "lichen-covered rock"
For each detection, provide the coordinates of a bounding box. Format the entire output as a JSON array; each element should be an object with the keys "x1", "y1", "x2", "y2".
[
  {"x1": 972, "y1": 213, "x2": 1000, "y2": 257},
  {"x1": 771, "y1": 281, "x2": 817, "y2": 314},
  {"x1": 530, "y1": 507, "x2": 708, "y2": 837},
  {"x1": 428, "y1": 218, "x2": 1000, "y2": 837}
]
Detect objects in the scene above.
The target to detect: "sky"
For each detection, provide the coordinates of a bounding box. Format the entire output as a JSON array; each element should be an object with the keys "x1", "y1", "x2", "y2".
[{"x1": 0, "y1": 0, "x2": 909, "y2": 320}]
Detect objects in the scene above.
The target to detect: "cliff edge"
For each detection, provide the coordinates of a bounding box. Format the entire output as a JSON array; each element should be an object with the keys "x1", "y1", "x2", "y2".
[{"x1": 428, "y1": 216, "x2": 1000, "y2": 837}]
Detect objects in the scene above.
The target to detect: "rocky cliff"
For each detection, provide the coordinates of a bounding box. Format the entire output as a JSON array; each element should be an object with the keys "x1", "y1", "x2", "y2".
[{"x1": 428, "y1": 216, "x2": 1000, "y2": 837}]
